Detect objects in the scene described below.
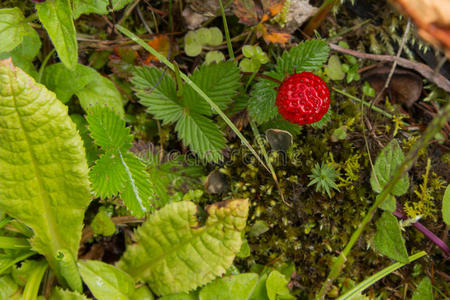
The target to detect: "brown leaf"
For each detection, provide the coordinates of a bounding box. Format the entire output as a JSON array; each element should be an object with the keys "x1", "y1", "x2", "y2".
[{"x1": 362, "y1": 66, "x2": 423, "y2": 107}]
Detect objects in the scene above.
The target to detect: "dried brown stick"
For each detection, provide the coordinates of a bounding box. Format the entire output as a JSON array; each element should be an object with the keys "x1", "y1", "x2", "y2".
[{"x1": 329, "y1": 43, "x2": 450, "y2": 93}]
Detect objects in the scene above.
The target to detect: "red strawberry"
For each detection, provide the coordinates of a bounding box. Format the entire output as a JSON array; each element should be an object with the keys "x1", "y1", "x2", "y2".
[{"x1": 275, "y1": 72, "x2": 330, "y2": 125}]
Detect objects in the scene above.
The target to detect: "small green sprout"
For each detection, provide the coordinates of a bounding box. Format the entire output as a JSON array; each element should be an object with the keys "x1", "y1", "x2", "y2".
[
  {"x1": 239, "y1": 45, "x2": 269, "y2": 72},
  {"x1": 308, "y1": 162, "x2": 340, "y2": 197},
  {"x1": 184, "y1": 27, "x2": 223, "y2": 57}
]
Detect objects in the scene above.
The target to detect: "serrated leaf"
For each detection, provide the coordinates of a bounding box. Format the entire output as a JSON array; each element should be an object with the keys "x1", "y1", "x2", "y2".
[
  {"x1": 175, "y1": 112, "x2": 226, "y2": 162},
  {"x1": 132, "y1": 285, "x2": 155, "y2": 300},
  {"x1": 72, "y1": 0, "x2": 109, "y2": 19},
  {"x1": 78, "y1": 260, "x2": 135, "y2": 300},
  {"x1": 275, "y1": 40, "x2": 329, "y2": 75},
  {"x1": 42, "y1": 63, "x2": 98, "y2": 103},
  {"x1": 183, "y1": 61, "x2": 240, "y2": 115},
  {"x1": 36, "y1": 0, "x2": 78, "y2": 70},
  {"x1": 0, "y1": 8, "x2": 33, "y2": 53},
  {"x1": 117, "y1": 199, "x2": 249, "y2": 296},
  {"x1": 86, "y1": 105, "x2": 132, "y2": 151},
  {"x1": 120, "y1": 153, "x2": 156, "y2": 216},
  {"x1": 443, "y1": 185, "x2": 450, "y2": 225},
  {"x1": 370, "y1": 140, "x2": 409, "y2": 195},
  {"x1": 199, "y1": 273, "x2": 259, "y2": 300},
  {"x1": 412, "y1": 277, "x2": 433, "y2": 300},
  {"x1": 132, "y1": 66, "x2": 183, "y2": 124},
  {"x1": 374, "y1": 212, "x2": 409, "y2": 263},
  {"x1": 76, "y1": 75, "x2": 125, "y2": 117},
  {"x1": 0, "y1": 59, "x2": 91, "y2": 282},
  {"x1": 248, "y1": 72, "x2": 282, "y2": 124},
  {"x1": 70, "y1": 114, "x2": 100, "y2": 165},
  {"x1": 89, "y1": 151, "x2": 127, "y2": 198},
  {"x1": 50, "y1": 287, "x2": 89, "y2": 300}
]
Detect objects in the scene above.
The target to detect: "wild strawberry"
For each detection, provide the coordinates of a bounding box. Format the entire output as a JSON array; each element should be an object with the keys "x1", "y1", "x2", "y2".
[{"x1": 275, "y1": 72, "x2": 330, "y2": 125}]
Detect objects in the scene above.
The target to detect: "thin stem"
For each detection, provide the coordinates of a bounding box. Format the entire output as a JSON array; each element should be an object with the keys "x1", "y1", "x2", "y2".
[
  {"x1": 218, "y1": 0, "x2": 235, "y2": 60},
  {"x1": 115, "y1": 25, "x2": 270, "y2": 173},
  {"x1": 316, "y1": 102, "x2": 450, "y2": 299},
  {"x1": 38, "y1": 49, "x2": 56, "y2": 83},
  {"x1": 337, "y1": 251, "x2": 427, "y2": 300}
]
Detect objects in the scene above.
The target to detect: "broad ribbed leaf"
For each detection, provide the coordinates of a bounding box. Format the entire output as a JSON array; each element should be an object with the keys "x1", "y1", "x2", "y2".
[
  {"x1": 117, "y1": 199, "x2": 249, "y2": 296},
  {"x1": 370, "y1": 139, "x2": 409, "y2": 195},
  {"x1": 199, "y1": 273, "x2": 259, "y2": 300},
  {"x1": 275, "y1": 40, "x2": 330, "y2": 75},
  {"x1": 248, "y1": 72, "x2": 281, "y2": 124},
  {"x1": 183, "y1": 61, "x2": 240, "y2": 115},
  {"x1": 175, "y1": 112, "x2": 226, "y2": 162},
  {"x1": 78, "y1": 260, "x2": 134, "y2": 300},
  {"x1": 36, "y1": 0, "x2": 78, "y2": 70},
  {"x1": 0, "y1": 59, "x2": 91, "y2": 281},
  {"x1": 132, "y1": 66, "x2": 183, "y2": 124}
]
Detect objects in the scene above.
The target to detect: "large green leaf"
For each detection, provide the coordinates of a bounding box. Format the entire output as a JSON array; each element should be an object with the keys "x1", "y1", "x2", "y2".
[
  {"x1": 117, "y1": 199, "x2": 249, "y2": 296},
  {"x1": 370, "y1": 140, "x2": 409, "y2": 195},
  {"x1": 42, "y1": 63, "x2": 98, "y2": 103},
  {"x1": 0, "y1": 8, "x2": 34, "y2": 53},
  {"x1": 0, "y1": 59, "x2": 91, "y2": 282},
  {"x1": 78, "y1": 260, "x2": 135, "y2": 300},
  {"x1": 36, "y1": 0, "x2": 78, "y2": 70},
  {"x1": 374, "y1": 212, "x2": 409, "y2": 263},
  {"x1": 175, "y1": 112, "x2": 226, "y2": 162},
  {"x1": 183, "y1": 61, "x2": 240, "y2": 115},
  {"x1": 133, "y1": 66, "x2": 183, "y2": 124},
  {"x1": 275, "y1": 40, "x2": 330, "y2": 75},
  {"x1": 248, "y1": 71, "x2": 282, "y2": 124}
]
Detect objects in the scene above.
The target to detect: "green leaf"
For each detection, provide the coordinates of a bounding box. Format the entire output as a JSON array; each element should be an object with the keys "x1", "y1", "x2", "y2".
[
  {"x1": 117, "y1": 199, "x2": 249, "y2": 296},
  {"x1": 199, "y1": 273, "x2": 259, "y2": 300},
  {"x1": 183, "y1": 61, "x2": 240, "y2": 115},
  {"x1": 374, "y1": 212, "x2": 409, "y2": 263},
  {"x1": 0, "y1": 8, "x2": 33, "y2": 53},
  {"x1": 50, "y1": 287, "x2": 89, "y2": 300},
  {"x1": 204, "y1": 51, "x2": 225, "y2": 65},
  {"x1": 132, "y1": 66, "x2": 183, "y2": 124},
  {"x1": 132, "y1": 285, "x2": 155, "y2": 300},
  {"x1": 86, "y1": 105, "x2": 132, "y2": 152},
  {"x1": 22, "y1": 260, "x2": 48, "y2": 300},
  {"x1": 0, "y1": 275, "x2": 19, "y2": 299},
  {"x1": 55, "y1": 249, "x2": 83, "y2": 293},
  {"x1": 275, "y1": 40, "x2": 329, "y2": 75},
  {"x1": 443, "y1": 185, "x2": 450, "y2": 225},
  {"x1": 248, "y1": 273, "x2": 269, "y2": 300},
  {"x1": 370, "y1": 140, "x2": 409, "y2": 195},
  {"x1": 266, "y1": 270, "x2": 295, "y2": 300},
  {"x1": 76, "y1": 74, "x2": 125, "y2": 117},
  {"x1": 326, "y1": 55, "x2": 345, "y2": 81},
  {"x1": 159, "y1": 293, "x2": 197, "y2": 300},
  {"x1": 111, "y1": 0, "x2": 134, "y2": 11},
  {"x1": 412, "y1": 277, "x2": 433, "y2": 300},
  {"x1": 0, "y1": 250, "x2": 35, "y2": 275},
  {"x1": 248, "y1": 72, "x2": 281, "y2": 124},
  {"x1": 70, "y1": 114, "x2": 100, "y2": 165},
  {"x1": 42, "y1": 63, "x2": 98, "y2": 103},
  {"x1": 0, "y1": 59, "x2": 91, "y2": 282},
  {"x1": 87, "y1": 107, "x2": 156, "y2": 216},
  {"x1": 91, "y1": 209, "x2": 116, "y2": 236},
  {"x1": 0, "y1": 29, "x2": 41, "y2": 79},
  {"x1": 378, "y1": 194, "x2": 396, "y2": 213},
  {"x1": 72, "y1": 0, "x2": 109, "y2": 19},
  {"x1": 78, "y1": 260, "x2": 135, "y2": 300},
  {"x1": 207, "y1": 27, "x2": 223, "y2": 46},
  {"x1": 185, "y1": 43, "x2": 202, "y2": 57},
  {"x1": 175, "y1": 112, "x2": 226, "y2": 162},
  {"x1": 260, "y1": 116, "x2": 302, "y2": 135},
  {"x1": 36, "y1": 0, "x2": 78, "y2": 70}
]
